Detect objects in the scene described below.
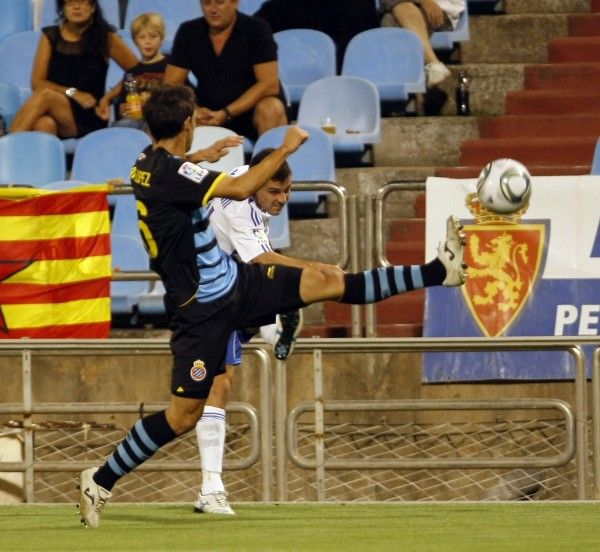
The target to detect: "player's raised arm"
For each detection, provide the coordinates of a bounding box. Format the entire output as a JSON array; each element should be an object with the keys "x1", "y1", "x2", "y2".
[{"x1": 210, "y1": 126, "x2": 308, "y2": 201}]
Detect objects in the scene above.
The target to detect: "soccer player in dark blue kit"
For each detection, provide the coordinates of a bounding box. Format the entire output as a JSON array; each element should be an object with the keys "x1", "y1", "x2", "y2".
[{"x1": 78, "y1": 85, "x2": 467, "y2": 528}]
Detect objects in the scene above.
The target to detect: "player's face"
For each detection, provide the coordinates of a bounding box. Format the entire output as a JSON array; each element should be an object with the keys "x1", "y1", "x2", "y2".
[
  {"x1": 255, "y1": 176, "x2": 291, "y2": 215},
  {"x1": 201, "y1": 0, "x2": 238, "y2": 32},
  {"x1": 134, "y1": 28, "x2": 163, "y2": 61}
]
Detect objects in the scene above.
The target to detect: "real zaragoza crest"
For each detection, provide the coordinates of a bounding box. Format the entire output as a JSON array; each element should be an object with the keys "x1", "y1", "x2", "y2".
[{"x1": 461, "y1": 192, "x2": 545, "y2": 337}]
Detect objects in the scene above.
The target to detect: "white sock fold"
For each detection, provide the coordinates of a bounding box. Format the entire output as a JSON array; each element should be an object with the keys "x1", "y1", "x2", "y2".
[
  {"x1": 259, "y1": 321, "x2": 278, "y2": 346},
  {"x1": 196, "y1": 406, "x2": 226, "y2": 495}
]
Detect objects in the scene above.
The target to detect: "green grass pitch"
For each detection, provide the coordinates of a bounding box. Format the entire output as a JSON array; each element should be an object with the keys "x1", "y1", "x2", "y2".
[{"x1": 2, "y1": 502, "x2": 600, "y2": 551}]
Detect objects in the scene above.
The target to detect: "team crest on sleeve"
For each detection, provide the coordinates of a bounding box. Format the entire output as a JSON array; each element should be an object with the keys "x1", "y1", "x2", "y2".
[
  {"x1": 252, "y1": 228, "x2": 270, "y2": 247},
  {"x1": 178, "y1": 162, "x2": 209, "y2": 183},
  {"x1": 190, "y1": 359, "x2": 207, "y2": 381}
]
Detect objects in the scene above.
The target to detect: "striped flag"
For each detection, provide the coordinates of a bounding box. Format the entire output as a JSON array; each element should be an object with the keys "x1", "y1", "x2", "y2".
[{"x1": 0, "y1": 186, "x2": 111, "y2": 338}]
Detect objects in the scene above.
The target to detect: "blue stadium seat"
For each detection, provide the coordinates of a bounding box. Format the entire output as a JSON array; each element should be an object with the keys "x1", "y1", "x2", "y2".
[
  {"x1": 267, "y1": 203, "x2": 291, "y2": 249},
  {"x1": 71, "y1": 126, "x2": 151, "y2": 187},
  {"x1": 253, "y1": 124, "x2": 335, "y2": 217},
  {"x1": 124, "y1": 0, "x2": 199, "y2": 44},
  {"x1": 342, "y1": 28, "x2": 425, "y2": 101},
  {"x1": 0, "y1": 131, "x2": 66, "y2": 186},
  {"x1": 430, "y1": 5, "x2": 470, "y2": 50},
  {"x1": 238, "y1": 0, "x2": 265, "y2": 15},
  {"x1": 136, "y1": 280, "x2": 166, "y2": 322},
  {"x1": 0, "y1": 30, "x2": 41, "y2": 102},
  {"x1": 0, "y1": 0, "x2": 33, "y2": 44},
  {"x1": 189, "y1": 126, "x2": 245, "y2": 173},
  {"x1": 39, "y1": 0, "x2": 121, "y2": 29},
  {"x1": 110, "y1": 233, "x2": 151, "y2": 325},
  {"x1": 297, "y1": 76, "x2": 381, "y2": 155},
  {"x1": 591, "y1": 137, "x2": 600, "y2": 174},
  {"x1": 0, "y1": 80, "x2": 23, "y2": 129},
  {"x1": 274, "y1": 29, "x2": 337, "y2": 105}
]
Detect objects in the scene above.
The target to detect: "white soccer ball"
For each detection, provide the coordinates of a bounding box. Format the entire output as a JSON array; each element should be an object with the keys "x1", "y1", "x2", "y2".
[{"x1": 476, "y1": 158, "x2": 532, "y2": 214}]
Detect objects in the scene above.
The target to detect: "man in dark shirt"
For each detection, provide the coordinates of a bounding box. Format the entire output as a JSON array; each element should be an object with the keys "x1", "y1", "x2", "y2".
[
  {"x1": 163, "y1": 0, "x2": 287, "y2": 141},
  {"x1": 77, "y1": 85, "x2": 466, "y2": 529}
]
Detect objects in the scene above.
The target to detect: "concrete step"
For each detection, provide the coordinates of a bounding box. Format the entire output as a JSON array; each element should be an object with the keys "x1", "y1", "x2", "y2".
[
  {"x1": 432, "y1": 63, "x2": 525, "y2": 117},
  {"x1": 504, "y1": 0, "x2": 592, "y2": 14},
  {"x1": 462, "y1": 14, "x2": 568, "y2": 64},
  {"x1": 435, "y1": 164, "x2": 591, "y2": 178},
  {"x1": 549, "y1": 36, "x2": 600, "y2": 62},
  {"x1": 386, "y1": 241, "x2": 425, "y2": 265},
  {"x1": 505, "y1": 88, "x2": 600, "y2": 115},
  {"x1": 388, "y1": 218, "x2": 425, "y2": 242},
  {"x1": 373, "y1": 116, "x2": 479, "y2": 167},
  {"x1": 569, "y1": 13, "x2": 600, "y2": 35},
  {"x1": 524, "y1": 62, "x2": 600, "y2": 89},
  {"x1": 479, "y1": 113, "x2": 600, "y2": 137},
  {"x1": 459, "y1": 136, "x2": 597, "y2": 166}
]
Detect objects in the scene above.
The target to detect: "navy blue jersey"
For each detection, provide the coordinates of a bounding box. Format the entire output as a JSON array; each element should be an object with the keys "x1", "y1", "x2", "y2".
[{"x1": 131, "y1": 145, "x2": 238, "y2": 307}]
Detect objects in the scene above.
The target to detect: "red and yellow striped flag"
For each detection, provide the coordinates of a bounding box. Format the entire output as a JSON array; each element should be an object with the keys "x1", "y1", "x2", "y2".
[{"x1": 0, "y1": 185, "x2": 111, "y2": 338}]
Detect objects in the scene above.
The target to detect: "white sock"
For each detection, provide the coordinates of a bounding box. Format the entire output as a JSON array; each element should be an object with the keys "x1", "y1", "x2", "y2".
[
  {"x1": 259, "y1": 321, "x2": 278, "y2": 346},
  {"x1": 196, "y1": 406, "x2": 226, "y2": 495}
]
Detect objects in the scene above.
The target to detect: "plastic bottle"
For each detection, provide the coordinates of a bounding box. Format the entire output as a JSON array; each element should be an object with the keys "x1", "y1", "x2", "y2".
[
  {"x1": 124, "y1": 73, "x2": 143, "y2": 120},
  {"x1": 455, "y1": 71, "x2": 471, "y2": 116}
]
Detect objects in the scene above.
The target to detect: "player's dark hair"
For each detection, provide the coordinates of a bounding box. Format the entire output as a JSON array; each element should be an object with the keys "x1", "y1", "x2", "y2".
[
  {"x1": 143, "y1": 85, "x2": 196, "y2": 140},
  {"x1": 56, "y1": 0, "x2": 114, "y2": 56},
  {"x1": 250, "y1": 147, "x2": 291, "y2": 183}
]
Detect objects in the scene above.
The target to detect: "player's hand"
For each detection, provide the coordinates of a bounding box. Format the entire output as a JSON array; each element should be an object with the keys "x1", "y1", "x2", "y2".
[
  {"x1": 188, "y1": 135, "x2": 244, "y2": 163},
  {"x1": 282, "y1": 126, "x2": 308, "y2": 154},
  {"x1": 421, "y1": 0, "x2": 445, "y2": 29}
]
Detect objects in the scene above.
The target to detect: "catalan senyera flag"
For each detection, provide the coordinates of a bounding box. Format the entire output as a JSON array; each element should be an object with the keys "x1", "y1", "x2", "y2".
[{"x1": 0, "y1": 185, "x2": 111, "y2": 338}]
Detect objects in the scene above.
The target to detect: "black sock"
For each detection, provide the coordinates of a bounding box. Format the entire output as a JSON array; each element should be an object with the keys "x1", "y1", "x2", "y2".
[{"x1": 93, "y1": 410, "x2": 177, "y2": 491}]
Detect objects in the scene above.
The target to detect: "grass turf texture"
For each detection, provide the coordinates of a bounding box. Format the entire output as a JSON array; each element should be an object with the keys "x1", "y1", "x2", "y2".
[{"x1": 1, "y1": 502, "x2": 600, "y2": 551}]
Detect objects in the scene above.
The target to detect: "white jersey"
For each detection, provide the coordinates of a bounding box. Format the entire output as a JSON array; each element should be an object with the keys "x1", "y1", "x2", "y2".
[{"x1": 208, "y1": 165, "x2": 274, "y2": 262}]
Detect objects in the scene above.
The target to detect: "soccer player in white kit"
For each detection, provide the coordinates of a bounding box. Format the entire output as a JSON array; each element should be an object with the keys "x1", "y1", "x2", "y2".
[{"x1": 194, "y1": 149, "x2": 306, "y2": 515}]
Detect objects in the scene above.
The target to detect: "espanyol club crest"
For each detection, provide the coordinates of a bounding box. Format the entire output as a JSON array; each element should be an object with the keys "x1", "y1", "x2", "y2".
[
  {"x1": 461, "y1": 192, "x2": 545, "y2": 337},
  {"x1": 190, "y1": 359, "x2": 207, "y2": 382}
]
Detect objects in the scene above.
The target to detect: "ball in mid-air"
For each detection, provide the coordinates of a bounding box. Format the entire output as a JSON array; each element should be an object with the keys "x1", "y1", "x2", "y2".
[{"x1": 476, "y1": 158, "x2": 532, "y2": 214}]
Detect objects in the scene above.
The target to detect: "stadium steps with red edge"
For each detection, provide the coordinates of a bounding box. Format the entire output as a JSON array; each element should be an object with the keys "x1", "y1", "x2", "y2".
[
  {"x1": 524, "y1": 62, "x2": 600, "y2": 90},
  {"x1": 458, "y1": 136, "x2": 597, "y2": 166},
  {"x1": 479, "y1": 114, "x2": 600, "y2": 138},
  {"x1": 434, "y1": 165, "x2": 591, "y2": 178},
  {"x1": 568, "y1": 13, "x2": 600, "y2": 35},
  {"x1": 505, "y1": 89, "x2": 600, "y2": 115},
  {"x1": 548, "y1": 36, "x2": 600, "y2": 62}
]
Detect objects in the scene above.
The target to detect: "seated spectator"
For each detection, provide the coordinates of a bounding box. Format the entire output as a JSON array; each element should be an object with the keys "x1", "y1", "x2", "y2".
[
  {"x1": 103, "y1": 12, "x2": 169, "y2": 131},
  {"x1": 380, "y1": 0, "x2": 466, "y2": 87},
  {"x1": 255, "y1": 0, "x2": 379, "y2": 71},
  {"x1": 10, "y1": 0, "x2": 137, "y2": 137},
  {"x1": 163, "y1": 0, "x2": 287, "y2": 142}
]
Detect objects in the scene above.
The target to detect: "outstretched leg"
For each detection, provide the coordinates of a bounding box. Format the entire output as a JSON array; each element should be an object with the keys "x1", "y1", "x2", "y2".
[{"x1": 300, "y1": 215, "x2": 467, "y2": 305}]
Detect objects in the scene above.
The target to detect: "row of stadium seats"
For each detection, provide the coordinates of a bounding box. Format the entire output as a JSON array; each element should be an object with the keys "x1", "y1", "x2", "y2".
[{"x1": 0, "y1": 122, "x2": 339, "y2": 326}]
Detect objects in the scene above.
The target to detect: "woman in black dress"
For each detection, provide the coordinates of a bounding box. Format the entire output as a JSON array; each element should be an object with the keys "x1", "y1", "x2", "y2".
[{"x1": 10, "y1": 0, "x2": 137, "y2": 138}]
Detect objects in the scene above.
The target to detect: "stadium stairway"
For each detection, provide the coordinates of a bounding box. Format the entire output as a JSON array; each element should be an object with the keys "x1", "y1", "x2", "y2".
[
  {"x1": 436, "y1": 0, "x2": 600, "y2": 177},
  {"x1": 296, "y1": 0, "x2": 600, "y2": 338}
]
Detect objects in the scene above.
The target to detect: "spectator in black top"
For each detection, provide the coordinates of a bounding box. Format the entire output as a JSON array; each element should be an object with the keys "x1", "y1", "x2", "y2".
[
  {"x1": 10, "y1": 0, "x2": 137, "y2": 138},
  {"x1": 163, "y1": 0, "x2": 287, "y2": 142}
]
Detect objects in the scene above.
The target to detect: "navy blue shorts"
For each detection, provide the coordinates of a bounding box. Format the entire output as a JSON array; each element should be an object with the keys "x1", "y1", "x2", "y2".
[{"x1": 168, "y1": 261, "x2": 305, "y2": 398}]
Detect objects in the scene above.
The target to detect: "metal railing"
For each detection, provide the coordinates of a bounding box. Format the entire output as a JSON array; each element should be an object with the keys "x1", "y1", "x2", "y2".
[{"x1": 0, "y1": 337, "x2": 598, "y2": 502}]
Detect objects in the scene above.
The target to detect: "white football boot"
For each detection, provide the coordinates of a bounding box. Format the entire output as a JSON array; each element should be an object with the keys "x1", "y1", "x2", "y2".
[
  {"x1": 194, "y1": 491, "x2": 235, "y2": 515},
  {"x1": 438, "y1": 215, "x2": 468, "y2": 287},
  {"x1": 77, "y1": 467, "x2": 112, "y2": 528}
]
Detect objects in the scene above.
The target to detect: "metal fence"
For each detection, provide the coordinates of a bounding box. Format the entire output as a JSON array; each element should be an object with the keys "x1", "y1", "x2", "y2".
[{"x1": 1, "y1": 337, "x2": 599, "y2": 503}]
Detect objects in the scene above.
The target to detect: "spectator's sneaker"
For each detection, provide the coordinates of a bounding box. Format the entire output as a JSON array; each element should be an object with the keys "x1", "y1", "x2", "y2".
[
  {"x1": 438, "y1": 215, "x2": 468, "y2": 287},
  {"x1": 426, "y1": 62, "x2": 451, "y2": 87},
  {"x1": 77, "y1": 467, "x2": 112, "y2": 528},
  {"x1": 273, "y1": 309, "x2": 303, "y2": 360},
  {"x1": 193, "y1": 491, "x2": 235, "y2": 515}
]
